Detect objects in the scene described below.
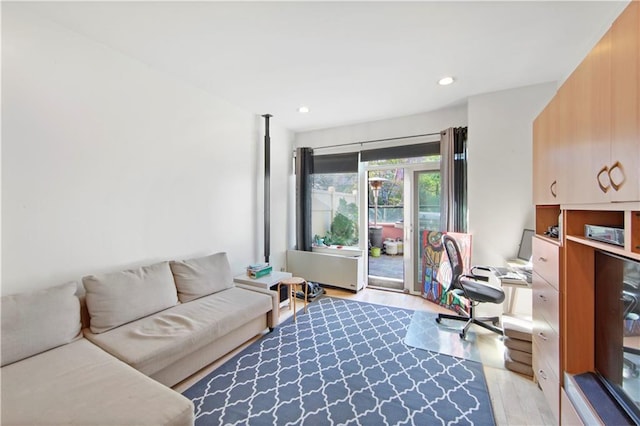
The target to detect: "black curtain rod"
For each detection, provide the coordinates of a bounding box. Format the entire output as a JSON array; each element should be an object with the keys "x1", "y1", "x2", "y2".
[{"x1": 313, "y1": 131, "x2": 441, "y2": 151}]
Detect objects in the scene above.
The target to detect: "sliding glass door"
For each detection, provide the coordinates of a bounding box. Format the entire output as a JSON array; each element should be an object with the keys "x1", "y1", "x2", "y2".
[
  {"x1": 367, "y1": 168, "x2": 404, "y2": 290},
  {"x1": 364, "y1": 161, "x2": 440, "y2": 294},
  {"x1": 413, "y1": 169, "x2": 441, "y2": 294}
]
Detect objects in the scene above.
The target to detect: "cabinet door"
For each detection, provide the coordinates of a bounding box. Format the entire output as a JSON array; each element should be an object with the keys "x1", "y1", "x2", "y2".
[
  {"x1": 561, "y1": 29, "x2": 612, "y2": 204},
  {"x1": 554, "y1": 83, "x2": 569, "y2": 204},
  {"x1": 610, "y1": 1, "x2": 639, "y2": 202},
  {"x1": 588, "y1": 29, "x2": 613, "y2": 203},
  {"x1": 560, "y1": 61, "x2": 587, "y2": 204},
  {"x1": 533, "y1": 104, "x2": 558, "y2": 204}
]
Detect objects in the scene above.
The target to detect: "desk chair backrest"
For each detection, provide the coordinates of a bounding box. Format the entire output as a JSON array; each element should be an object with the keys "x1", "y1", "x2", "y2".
[{"x1": 442, "y1": 234, "x2": 464, "y2": 293}]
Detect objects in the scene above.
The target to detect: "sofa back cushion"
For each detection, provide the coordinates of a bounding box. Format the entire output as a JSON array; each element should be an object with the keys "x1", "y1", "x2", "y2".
[
  {"x1": 83, "y1": 261, "x2": 178, "y2": 334},
  {"x1": 170, "y1": 252, "x2": 233, "y2": 302},
  {"x1": 1, "y1": 282, "x2": 82, "y2": 367}
]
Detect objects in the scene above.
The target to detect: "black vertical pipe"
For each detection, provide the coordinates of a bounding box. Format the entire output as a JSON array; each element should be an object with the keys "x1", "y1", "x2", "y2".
[{"x1": 262, "y1": 114, "x2": 272, "y2": 264}]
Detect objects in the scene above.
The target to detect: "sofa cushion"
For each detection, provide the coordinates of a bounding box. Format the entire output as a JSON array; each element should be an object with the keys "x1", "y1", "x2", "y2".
[
  {"x1": 84, "y1": 286, "x2": 272, "y2": 376},
  {"x1": 170, "y1": 252, "x2": 233, "y2": 302},
  {"x1": 1, "y1": 338, "x2": 194, "y2": 426},
  {"x1": 83, "y1": 261, "x2": 179, "y2": 334},
  {"x1": 1, "y1": 282, "x2": 81, "y2": 367}
]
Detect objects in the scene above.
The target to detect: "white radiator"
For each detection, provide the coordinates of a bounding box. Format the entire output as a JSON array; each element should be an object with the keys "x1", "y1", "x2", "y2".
[{"x1": 286, "y1": 249, "x2": 365, "y2": 292}]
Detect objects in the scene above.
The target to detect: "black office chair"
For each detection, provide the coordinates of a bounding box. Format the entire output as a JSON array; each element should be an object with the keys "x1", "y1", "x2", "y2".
[{"x1": 435, "y1": 234, "x2": 506, "y2": 339}]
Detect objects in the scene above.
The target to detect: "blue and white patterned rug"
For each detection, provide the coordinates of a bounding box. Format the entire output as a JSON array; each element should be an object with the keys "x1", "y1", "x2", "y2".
[{"x1": 183, "y1": 297, "x2": 496, "y2": 425}]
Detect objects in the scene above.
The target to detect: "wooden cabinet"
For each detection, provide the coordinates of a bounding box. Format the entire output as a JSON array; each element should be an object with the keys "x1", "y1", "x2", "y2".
[
  {"x1": 560, "y1": 29, "x2": 613, "y2": 204},
  {"x1": 533, "y1": 1, "x2": 639, "y2": 205},
  {"x1": 532, "y1": 235, "x2": 562, "y2": 422},
  {"x1": 610, "y1": 1, "x2": 639, "y2": 202},
  {"x1": 533, "y1": 3, "x2": 640, "y2": 422},
  {"x1": 533, "y1": 104, "x2": 559, "y2": 204},
  {"x1": 533, "y1": 94, "x2": 566, "y2": 205}
]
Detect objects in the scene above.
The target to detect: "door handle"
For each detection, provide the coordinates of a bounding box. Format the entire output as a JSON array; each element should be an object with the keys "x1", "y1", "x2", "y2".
[
  {"x1": 608, "y1": 161, "x2": 626, "y2": 191},
  {"x1": 549, "y1": 180, "x2": 557, "y2": 198},
  {"x1": 597, "y1": 165, "x2": 610, "y2": 193}
]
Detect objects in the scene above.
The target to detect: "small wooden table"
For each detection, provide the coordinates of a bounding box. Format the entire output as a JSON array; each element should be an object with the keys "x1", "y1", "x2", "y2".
[{"x1": 277, "y1": 277, "x2": 308, "y2": 321}]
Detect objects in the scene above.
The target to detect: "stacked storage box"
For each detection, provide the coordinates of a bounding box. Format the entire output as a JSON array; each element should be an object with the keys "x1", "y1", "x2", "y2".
[{"x1": 502, "y1": 315, "x2": 533, "y2": 377}]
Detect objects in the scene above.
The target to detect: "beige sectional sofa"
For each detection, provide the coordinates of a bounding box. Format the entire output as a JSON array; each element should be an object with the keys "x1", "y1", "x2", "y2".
[{"x1": 1, "y1": 252, "x2": 279, "y2": 425}]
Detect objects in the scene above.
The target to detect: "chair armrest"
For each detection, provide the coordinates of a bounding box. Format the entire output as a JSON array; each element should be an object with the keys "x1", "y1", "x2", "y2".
[{"x1": 235, "y1": 283, "x2": 279, "y2": 328}]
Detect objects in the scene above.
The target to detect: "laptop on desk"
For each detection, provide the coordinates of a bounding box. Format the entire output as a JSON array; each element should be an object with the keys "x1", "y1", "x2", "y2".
[
  {"x1": 491, "y1": 229, "x2": 535, "y2": 284},
  {"x1": 508, "y1": 229, "x2": 534, "y2": 269}
]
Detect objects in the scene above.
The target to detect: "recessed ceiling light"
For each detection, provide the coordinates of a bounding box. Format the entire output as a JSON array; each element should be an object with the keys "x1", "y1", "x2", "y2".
[
  {"x1": 438, "y1": 76, "x2": 455, "y2": 86},
  {"x1": 298, "y1": 106, "x2": 310, "y2": 113}
]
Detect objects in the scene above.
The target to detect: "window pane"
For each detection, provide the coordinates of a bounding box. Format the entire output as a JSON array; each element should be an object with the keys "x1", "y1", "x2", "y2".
[
  {"x1": 311, "y1": 173, "x2": 359, "y2": 247},
  {"x1": 368, "y1": 169, "x2": 404, "y2": 225}
]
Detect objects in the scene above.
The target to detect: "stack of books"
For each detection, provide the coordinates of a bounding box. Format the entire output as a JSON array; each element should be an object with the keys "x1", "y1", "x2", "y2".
[{"x1": 246, "y1": 263, "x2": 272, "y2": 279}]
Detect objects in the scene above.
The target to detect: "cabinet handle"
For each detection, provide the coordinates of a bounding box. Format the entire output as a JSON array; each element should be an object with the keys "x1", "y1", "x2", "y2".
[
  {"x1": 538, "y1": 257, "x2": 547, "y2": 262},
  {"x1": 597, "y1": 165, "x2": 610, "y2": 193},
  {"x1": 608, "y1": 161, "x2": 626, "y2": 191},
  {"x1": 538, "y1": 369, "x2": 548, "y2": 380},
  {"x1": 549, "y1": 180, "x2": 557, "y2": 198},
  {"x1": 538, "y1": 294, "x2": 547, "y2": 302},
  {"x1": 538, "y1": 332, "x2": 548, "y2": 341}
]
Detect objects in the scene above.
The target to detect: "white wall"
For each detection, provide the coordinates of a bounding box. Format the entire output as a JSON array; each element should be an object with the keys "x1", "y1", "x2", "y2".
[
  {"x1": 1, "y1": 5, "x2": 292, "y2": 295},
  {"x1": 468, "y1": 82, "x2": 556, "y2": 315},
  {"x1": 467, "y1": 82, "x2": 556, "y2": 266},
  {"x1": 295, "y1": 105, "x2": 467, "y2": 149}
]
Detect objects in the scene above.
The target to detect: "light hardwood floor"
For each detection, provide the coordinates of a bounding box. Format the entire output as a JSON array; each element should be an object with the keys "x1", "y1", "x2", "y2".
[{"x1": 174, "y1": 287, "x2": 555, "y2": 425}]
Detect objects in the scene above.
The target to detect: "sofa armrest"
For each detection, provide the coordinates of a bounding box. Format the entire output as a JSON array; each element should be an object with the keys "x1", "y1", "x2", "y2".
[{"x1": 235, "y1": 284, "x2": 279, "y2": 328}]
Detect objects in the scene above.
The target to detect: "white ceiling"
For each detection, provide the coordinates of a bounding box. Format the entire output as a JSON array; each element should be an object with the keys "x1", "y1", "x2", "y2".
[{"x1": 22, "y1": 1, "x2": 629, "y2": 132}]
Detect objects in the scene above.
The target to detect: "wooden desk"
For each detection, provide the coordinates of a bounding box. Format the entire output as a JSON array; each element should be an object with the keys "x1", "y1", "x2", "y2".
[{"x1": 499, "y1": 275, "x2": 531, "y2": 314}]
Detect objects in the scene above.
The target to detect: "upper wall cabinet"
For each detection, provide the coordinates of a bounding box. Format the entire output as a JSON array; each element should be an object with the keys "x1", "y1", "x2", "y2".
[
  {"x1": 533, "y1": 1, "x2": 639, "y2": 205},
  {"x1": 609, "y1": 1, "x2": 639, "y2": 202},
  {"x1": 533, "y1": 103, "x2": 559, "y2": 204},
  {"x1": 560, "y1": 29, "x2": 612, "y2": 204}
]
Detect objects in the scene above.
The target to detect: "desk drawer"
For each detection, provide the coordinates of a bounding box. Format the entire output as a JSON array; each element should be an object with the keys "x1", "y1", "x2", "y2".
[
  {"x1": 533, "y1": 341, "x2": 560, "y2": 422},
  {"x1": 533, "y1": 316, "x2": 560, "y2": 377},
  {"x1": 533, "y1": 237, "x2": 559, "y2": 290},
  {"x1": 533, "y1": 273, "x2": 560, "y2": 334}
]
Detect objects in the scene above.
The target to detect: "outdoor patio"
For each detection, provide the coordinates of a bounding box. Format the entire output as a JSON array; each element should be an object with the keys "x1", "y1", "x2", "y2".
[{"x1": 368, "y1": 253, "x2": 404, "y2": 290}]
